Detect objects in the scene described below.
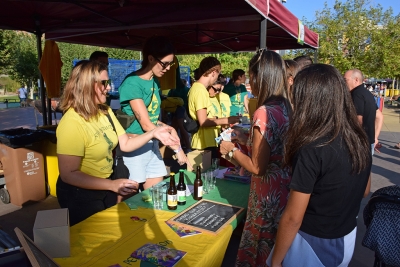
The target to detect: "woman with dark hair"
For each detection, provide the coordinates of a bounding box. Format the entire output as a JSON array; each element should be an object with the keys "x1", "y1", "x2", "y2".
[
  {"x1": 223, "y1": 69, "x2": 248, "y2": 116},
  {"x1": 220, "y1": 50, "x2": 291, "y2": 265},
  {"x1": 268, "y1": 64, "x2": 371, "y2": 267},
  {"x1": 56, "y1": 61, "x2": 178, "y2": 226},
  {"x1": 119, "y1": 36, "x2": 189, "y2": 191},
  {"x1": 187, "y1": 57, "x2": 241, "y2": 157}
]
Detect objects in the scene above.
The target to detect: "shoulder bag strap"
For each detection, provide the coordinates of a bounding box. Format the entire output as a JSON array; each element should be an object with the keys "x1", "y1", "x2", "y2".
[{"x1": 105, "y1": 113, "x2": 123, "y2": 158}]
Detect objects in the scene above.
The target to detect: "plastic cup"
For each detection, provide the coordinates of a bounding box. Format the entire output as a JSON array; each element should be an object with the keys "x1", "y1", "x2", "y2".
[
  {"x1": 208, "y1": 169, "x2": 216, "y2": 190},
  {"x1": 202, "y1": 172, "x2": 211, "y2": 194},
  {"x1": 212, "y1": 158, "x2": 220, "y2": 170},
  {"x1": 151, "y1": 184, "x2": 164, "y2": 210}
]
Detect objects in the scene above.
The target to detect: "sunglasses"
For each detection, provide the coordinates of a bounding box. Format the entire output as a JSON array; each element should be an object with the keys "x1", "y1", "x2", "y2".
[
  {"x1": 211, "y1": 85, "x2": 222, "y2": 93},
  {"x1": 155, "y1": 58, "x2": 175, "y2": 69},
  {"x1": 100, "y1": 79, "x2": 112, "y2": 87}
]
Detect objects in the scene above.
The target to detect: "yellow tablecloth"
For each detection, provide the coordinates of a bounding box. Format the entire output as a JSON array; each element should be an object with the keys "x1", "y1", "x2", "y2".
[
  {"x1": 55, "y1": 171, "x2": 250, "y2": 266},
  {"x1": 55, "y1": 204, "x2": 233, "y2": 267}
]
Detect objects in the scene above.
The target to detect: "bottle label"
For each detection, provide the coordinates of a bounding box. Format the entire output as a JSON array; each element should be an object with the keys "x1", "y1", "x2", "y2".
[
  {"x1": 177, "y1": 190, "x2": 186, "y2": 202},
  {"x1": 167, "y1": 194, "x2": 177, "y2": 206},
  {"x1": 197, "y1": 186, "x2": 203, "y2": 198}
]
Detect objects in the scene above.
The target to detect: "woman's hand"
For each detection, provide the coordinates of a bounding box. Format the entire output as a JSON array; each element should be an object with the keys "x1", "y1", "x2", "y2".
[
  {"x1": 220, "y1": 140, "x2": 235, "y2": 155},
  {"x1": 230, "y1": 127, "x2": 248, "y2": 145},
  {"x1": 228, "y1": 116, "x2": 242, "y2": 124},
  {"x1": 152, "y1": 126, "x2": 180, "y2": 146},
  {"x1": 175, "y1": 150, "x2": 193, "y2": 169},
  {"x1": 112, "y1": 179, "x2": 139, "y2": 195}
]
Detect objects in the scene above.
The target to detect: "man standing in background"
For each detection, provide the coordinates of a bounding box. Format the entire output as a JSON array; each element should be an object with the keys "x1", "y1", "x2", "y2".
[
  {"x1": 17, "y1": 85, "x2": 28, "y2": 107},
  {"x1": 344, "y1": 69, "x2": 384, "y2": 154}
]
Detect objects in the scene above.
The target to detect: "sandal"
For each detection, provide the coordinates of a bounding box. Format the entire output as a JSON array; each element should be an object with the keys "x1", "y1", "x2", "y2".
[{"x1": 394, "y1": 143, "x2": 400, "y2": 149}]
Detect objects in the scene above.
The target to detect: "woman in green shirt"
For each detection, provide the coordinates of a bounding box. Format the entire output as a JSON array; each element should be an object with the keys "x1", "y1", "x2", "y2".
[
  {"x1": 223, "y1": 69, "x2": 249, "y2": 116},
  {"x1": 119, "y1": 36, "x2": 190, "y2": 191}
]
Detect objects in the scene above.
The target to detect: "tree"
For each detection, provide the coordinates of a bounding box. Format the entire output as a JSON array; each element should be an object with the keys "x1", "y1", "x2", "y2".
[
  {"x1": 306, "y1": 0, "x2": 400, "y2": 78},
  {"x1": 178, "y1": 52, "x2": 253, "y2": 79},
  {"x1": 0, "y1": 30, "x2": 15, "y2": 74},
  {"x1": 8, "y1": 32, "x2": 40, "y2": 90}
]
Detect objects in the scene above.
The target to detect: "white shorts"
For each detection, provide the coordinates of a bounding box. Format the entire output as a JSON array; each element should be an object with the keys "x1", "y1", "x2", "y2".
[
  {"x1": 122, "y1": 139, "x2": 167, "y2": 183},
  {"x1": 267, "y1": 227, "x2": 356, "y2": 267}
]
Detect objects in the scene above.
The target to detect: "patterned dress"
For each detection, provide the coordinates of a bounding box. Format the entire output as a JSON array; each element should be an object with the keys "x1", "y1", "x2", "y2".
[{"x1": 236, "y1": 99, "x2": 291, "y2": 267}]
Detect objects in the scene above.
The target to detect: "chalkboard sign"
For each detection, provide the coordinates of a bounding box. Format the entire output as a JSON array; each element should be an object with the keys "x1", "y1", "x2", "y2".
[
  {"x1": 167, "y1": 199, "x2": 244, "y2": 235},
  {"x1": 14, "y1": 227, "x2": 60, "y2": 267}
]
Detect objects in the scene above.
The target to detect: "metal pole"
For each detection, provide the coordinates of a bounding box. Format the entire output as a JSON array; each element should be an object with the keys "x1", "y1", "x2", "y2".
[
  {"x1": 259, "y1": 19, "x2": 267, "y2": 49},
  {"x1": 36, "y1": 32, "x2": 48, "y2": 126},
  {"x1": 314, "y1": 49, "x2": 318, "y2": 63}
]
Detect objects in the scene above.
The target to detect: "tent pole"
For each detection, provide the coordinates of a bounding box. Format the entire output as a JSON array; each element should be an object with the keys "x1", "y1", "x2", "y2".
[
  {"x1": 314, "y1": 49, "x2": 318, "y2": 63},
  {"x1": 259, "y1": 19, "x2": 267, "y2": 49},
  {"x1": 36, "y1": 32, "x2": 48, "y2": 126}
]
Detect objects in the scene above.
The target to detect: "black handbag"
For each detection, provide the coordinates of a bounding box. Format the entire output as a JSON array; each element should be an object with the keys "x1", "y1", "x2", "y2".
[
  {"x1": 115, "y1": 109, "x2": 136, "y2": 130},
  {"x1": 182, "y1": 106, "x2": 199, "y2": 134},
  {"x1": 106, "y1": 113, "x2": 130, "y2": 180}
]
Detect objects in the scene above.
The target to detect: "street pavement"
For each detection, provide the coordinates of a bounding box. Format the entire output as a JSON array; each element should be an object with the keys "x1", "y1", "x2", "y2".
[{"x1": 0, "y1": 104, "x2": 399, "y2": 266}]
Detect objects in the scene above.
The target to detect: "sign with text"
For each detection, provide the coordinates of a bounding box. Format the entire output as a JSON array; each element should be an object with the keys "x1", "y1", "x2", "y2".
[{"x1": 167, "y1": 199, "x2": 244, "y2": 235}]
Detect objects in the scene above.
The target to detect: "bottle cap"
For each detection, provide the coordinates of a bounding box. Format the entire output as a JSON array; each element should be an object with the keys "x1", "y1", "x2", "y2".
[
  {"x1": 170, "y1": 172, "x2": 175, "y2": 176},
  {"x1": 179, "y1": 169, "x2": 184, "y2": 173}
]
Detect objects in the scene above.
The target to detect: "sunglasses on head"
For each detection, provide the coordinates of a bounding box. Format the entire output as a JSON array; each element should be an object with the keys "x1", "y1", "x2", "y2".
[
  {"x1": 154, "y1": 57, "x2": 175, "y2": 69},
  {"x1": 100, "y1": 79, "x2": 112, "y2": 87}
]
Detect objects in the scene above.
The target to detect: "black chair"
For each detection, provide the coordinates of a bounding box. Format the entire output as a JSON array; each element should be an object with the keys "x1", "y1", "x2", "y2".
[{"x1": 362, "y1": 185, "x2": 400, "y2": 267}]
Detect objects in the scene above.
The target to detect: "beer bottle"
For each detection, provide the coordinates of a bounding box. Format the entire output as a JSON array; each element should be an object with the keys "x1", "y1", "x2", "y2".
[
  {"x1": 193, "y1": 166, "x2": 203, "y2": 201},
  {"x1": 167, "y1": 172, "x2": 177, "y2": 210},
  {"x1": 177, "y1": 169, "x2": 186, "y2": 205}
]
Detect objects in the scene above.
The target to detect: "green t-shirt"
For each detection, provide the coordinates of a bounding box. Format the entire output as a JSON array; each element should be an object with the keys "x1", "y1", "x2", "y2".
[
  {"x1": 223, "y1": 83, "x2": 247, "y2": 116},
  {"x1": 119, "y1": 73, "x2": 161, "y2": 134}
]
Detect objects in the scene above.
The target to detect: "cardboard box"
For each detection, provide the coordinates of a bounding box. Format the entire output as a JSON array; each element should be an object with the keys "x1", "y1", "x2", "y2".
[
  {"x1": 33, "y1": 208, "x2": 70, "y2": 258},
  {"x1": 186, "y1": 150, "x2": 211, "y2": 172}
]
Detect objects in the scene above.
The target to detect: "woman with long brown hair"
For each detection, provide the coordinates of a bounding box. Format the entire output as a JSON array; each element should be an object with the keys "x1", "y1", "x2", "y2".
[
  {"x1": 268, "y1": 64, "x2": 371, "y2": 267},
  {"x1": 220, "y1": 50, "x2": 291, "y2": 266},
  {"x1": 56, "y1": 61, "x2": 178, "y2": 226}
]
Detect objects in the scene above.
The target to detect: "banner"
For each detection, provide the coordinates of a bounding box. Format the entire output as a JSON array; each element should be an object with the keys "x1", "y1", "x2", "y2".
[{"x1": 298, "y1": 20, "x2": 305, "y2": 45}]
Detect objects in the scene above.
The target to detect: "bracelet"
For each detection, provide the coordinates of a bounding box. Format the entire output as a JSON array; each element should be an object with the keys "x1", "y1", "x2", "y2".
[{"x1": 173, "y1": 145, "x2": 182, "y2": 154}]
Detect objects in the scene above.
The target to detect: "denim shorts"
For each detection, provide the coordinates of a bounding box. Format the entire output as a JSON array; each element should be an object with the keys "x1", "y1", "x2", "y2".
[{"x1": 122, "y1": 139, "x2": 167, "y2": 183}]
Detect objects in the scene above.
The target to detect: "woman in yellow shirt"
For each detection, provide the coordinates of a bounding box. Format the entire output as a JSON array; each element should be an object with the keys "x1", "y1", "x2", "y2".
[
  {"x1": 56, "y1": 61, "x2": 178, "y2": 226},
  {"x1": 187, "y1": 57, "x2": 240, "y2": 157}
]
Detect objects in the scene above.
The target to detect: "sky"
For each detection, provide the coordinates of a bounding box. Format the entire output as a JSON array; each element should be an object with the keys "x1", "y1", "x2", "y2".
[{"x1": 283, "y1": 0, "x2": 400, "y2": 22}]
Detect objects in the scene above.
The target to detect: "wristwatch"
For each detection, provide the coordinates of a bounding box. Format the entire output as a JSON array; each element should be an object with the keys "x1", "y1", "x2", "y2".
[{"x1": 228, "y1": 147, "x2": 238, "y2": 159}]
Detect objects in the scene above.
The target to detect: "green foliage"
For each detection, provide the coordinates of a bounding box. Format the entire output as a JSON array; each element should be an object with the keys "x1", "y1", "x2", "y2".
[
  {"x1": 307, "y1": 0, "x2": 400, "y2": 78},
  {"x1": 0, "y1": 30, "x2": 16, "y2": 73},
  {"x1": 7, "y1": 32, "x2": 40, "y2": 89},
  {"x1": 0, "y1": 76, "x2": 20, "y2": 93},
  {"x1": 177, "y1": 52, "x2": 253, "y2": 78}
]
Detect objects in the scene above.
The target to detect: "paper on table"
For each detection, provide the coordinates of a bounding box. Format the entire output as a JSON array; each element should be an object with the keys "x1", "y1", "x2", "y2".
[
  {"x1": 216, "y1": 168, "x2": 228, "y2": 179},
  {"x1": 186, "y1": 185, "x2": 194, "y2": 196}
]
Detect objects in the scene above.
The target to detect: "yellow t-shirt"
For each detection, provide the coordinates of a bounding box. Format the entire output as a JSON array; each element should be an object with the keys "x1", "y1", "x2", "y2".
[
  {"x1": 209, "y1": 96, "x2": 222, "y2": 132},
  {"x1": 188, "y1": 82, "x2": 219, "y2": 149},
  {"x1": 56, "y1": 108, "x2": 125, "y2": 178},
  {"x1": 217, "y1": 92, "x2": 231, "y2": 118}
]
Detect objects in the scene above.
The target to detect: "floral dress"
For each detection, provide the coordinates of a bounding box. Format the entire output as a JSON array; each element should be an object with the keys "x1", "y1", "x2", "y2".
[{"x1": 236, "y1": 99, "x2": 291, "y2": 267}]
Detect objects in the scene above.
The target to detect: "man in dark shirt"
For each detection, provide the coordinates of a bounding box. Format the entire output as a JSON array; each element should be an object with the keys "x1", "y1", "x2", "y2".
[{"x1": 344, "y1": 69, "x2": 383, "y2": 154}]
